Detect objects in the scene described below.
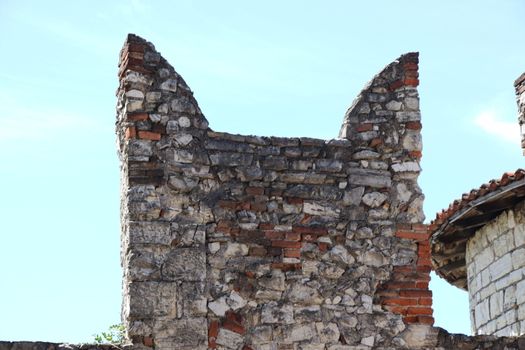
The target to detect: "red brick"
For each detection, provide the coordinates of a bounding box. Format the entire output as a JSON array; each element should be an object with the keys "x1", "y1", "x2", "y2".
[
  {"x1": 218, "y1": 200, "x2": 238, "y2": 209},
  {"x1": 128, "y1": 112, "x2": 149, "y2": 121},
  {"x1": 384, "y1": 281, "x2": 416, "y2": 289},
  {"x1": 239, "y1": 202, "x2": 251, "y2": 210},
  {"x1": 318, "y1": 242, "x2": 329, "y2": 252},
  {"x1": 385, "y1": 306, "x2": 407, "y2": 315},
  {"x1": 249, "y1": 247, "x2": 268, "y2": 257},
  {"x1": 389, "y1": 80, "x2": 404, "y2": 91},
  {"x1": 246, "y1": 186, "x2": 264, "y2": 195},
  {"x1": 417, "y1": 316, "x2": 435, "y2": 325},
  {"x1": 226, "y1": 311, "x2": 243, "y2": 323},
  {"x1": 272, "y1": 240, "x2": 301, "y2": 248},
  {"x1": 265, "y1": 231, "x2": 284, "y2": 240},
  {"x1": 271, "y1": 263, "x2": 302, "y2": 271},
  {"x1": 125, "y1": 126, "x2": 136, "y2": 139},
  {"x1": 409, "y1": 151, "x2": 422, "y2": 159},
  {"x1": 393, "y1": 266, "x2": 415, "y2": 273},
  {"x1": 412, "y1": 223, "x2": 429, "y2": 231},
  {"x1": 381, "y1": 298, "x2": 418, "y2": 306},
  {"x1": 138, "y1": 131, "x2": 161, "y2": 141},
  {"x1": 245, "y1": 271, "x2": 256, "y2": 278},
  {"x1": 417, "y1": 258, "x2": 432, "y2": 267},
  {"x1": 285, "y1": 232, "x2": 301, "y2": 241},
  {"x1": 404, "y1": 78, "x2": 419, "y2": 87},
  {"x1": 405, "y1": 70, "x2": 419, "y2": 79},
  {"x1": 407, "y1": 307, "x2": 433, "y2": 315},
  {"x1": 242, "y1": 346, "x2": 254, "y2": 350},
  {"x1": 369, "y1": 138, "x2": 383, "y2": 148},
  {"x1": 126, "y1": 57, "x2": 144, "y2": 66},
  {"x1": 419, "y1": 298, "x2": 433, "y2": 306},
  {"x1": 403, "y1": 62, "x2": 418, "y2": 70},
  {"x1": 259, "y1": 223, "x2": 274, "y2": 230},
  {"x1": 284, "y1": 248, "x2": 301, "y2": 258},
  {"x1": 356, "y1": 123, "x2": 373, "y2": 132},
  {"x1": 223, "y1": 321, "x2": 245, "y2": 334},
  {"x1": 209, "y1": 320, "x2": 219, "y2": 337},
  {"x1": 127, "y1": 42, "x2": 146, "y2": 53},
  {"x1": 405, "y1": 121, "x2": 422, "y2": 130},
  {"x1": 399, "y1": 290, "x2": 432, "y2": 298},
  {"x1": 143, "y1": 337, "x2": 154, "y2": 347},
  {"x1": 286, "y1": 197, "x2": 304, "y2": 204},
  {"x1": 402, "y1": 316, "x2": 419, "y2": 324},
  {"x1": 293, "y1": 226, "x2": 327, "y2": 234},
  {"x1": 416, "y1": 266, "x2": 432, "y2": 273},
  {"x1": 415, "y1": 281, "x2": 429, "y2": 289},
  {"x1": 250, "y1": 202, "x2": 267, "y2": 211},
  {"x1": 395, "y1": 230, "x2": 429, "y2": 241}
]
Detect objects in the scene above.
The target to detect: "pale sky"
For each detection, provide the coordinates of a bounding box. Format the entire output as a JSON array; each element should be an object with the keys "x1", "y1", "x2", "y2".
[{"x1": 1, "y1": 0, "x2": 524, "y2": 343}]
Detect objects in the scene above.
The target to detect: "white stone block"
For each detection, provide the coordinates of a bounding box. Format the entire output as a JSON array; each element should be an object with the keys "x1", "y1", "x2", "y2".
[
  {"x1": 511, "y1": 247, "x2": 525, "y2": 269},
  {"x1": 490, "y1": 291, "x2": 503, "y2": 319},
  {"x1": 517, "y1": 280, "x2": 525, "y2": 305},
  {"x1": 514, "y1": 224, "x2": 525, "y2": 247},
  {"x1": 503, "y1": 285, "x2": 516, "y2": 311},
  {"x1": 475, "y1": 298, "x2": 490, "y2": 328},
  {"x1": 489, "y1": 254, "x2": 512, "y2": 281},
  {"x1": 475, "y1": 246, "x2": 494, "y2": 272},
  {"x1": 493, "y1": 231, "x2": 514, "y2": 258}
]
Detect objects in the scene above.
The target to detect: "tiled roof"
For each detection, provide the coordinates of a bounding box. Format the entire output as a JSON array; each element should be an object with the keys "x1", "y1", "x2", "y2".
[
  {"x1": 429, "y1": 169, "x2": 525, "y2": 290},
  {"x1": 431, "y1": 169, "x2": 525, "y2": 227}
]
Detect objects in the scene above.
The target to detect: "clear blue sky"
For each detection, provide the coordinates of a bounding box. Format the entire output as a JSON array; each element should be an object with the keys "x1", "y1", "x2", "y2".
[{"x1": 1, "y1": 0, "x2": 524, "y2": 343}]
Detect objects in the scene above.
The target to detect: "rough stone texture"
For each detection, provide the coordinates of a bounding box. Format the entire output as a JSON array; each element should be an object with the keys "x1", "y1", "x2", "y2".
[
  {"x1": 116, "y1": 34, "x2": 430, "y2": 349},
  {"x1": 515, "y1": 72, "x2": 525, "y2": 154},
  {"x1": 466, "y1": 201, "x2": 525, "y2": 336},
  {"x1": 0, "y1": 343, "x2": 126, "y2": 350}
]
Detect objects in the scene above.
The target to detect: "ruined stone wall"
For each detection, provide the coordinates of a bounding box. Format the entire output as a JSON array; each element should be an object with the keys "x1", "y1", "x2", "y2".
[
  {"x1": 116, "y1": 34, "x2": 434, "y2": 350},
  {"x1": 516, "y1": 73, "x2": 525, "y2": 154},
  {"x1": 466, "y1": 201, "x2": 525, "y2": 337}
]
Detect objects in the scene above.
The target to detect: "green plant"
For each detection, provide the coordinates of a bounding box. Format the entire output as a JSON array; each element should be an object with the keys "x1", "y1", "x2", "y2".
[{"x1": 93, "y1": 324, "x2": 126, "y2": 345}]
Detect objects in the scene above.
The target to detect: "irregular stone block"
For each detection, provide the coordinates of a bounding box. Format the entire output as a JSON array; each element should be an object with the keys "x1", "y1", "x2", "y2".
[{"x1": 161, "y1": 248, "x2": 205, "y2": 281}]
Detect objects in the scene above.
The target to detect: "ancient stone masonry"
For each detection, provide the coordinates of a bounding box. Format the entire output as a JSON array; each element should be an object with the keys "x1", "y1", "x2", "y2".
[
  {"x1": 515, "y1": 73, "x2": 525, "y2": 154},
  {"x1": 466, "y1": 202, "x2": 525, "y2": 336},
  {"x1": 116, "y1": 34, "x2": 433, "y2": 349}
]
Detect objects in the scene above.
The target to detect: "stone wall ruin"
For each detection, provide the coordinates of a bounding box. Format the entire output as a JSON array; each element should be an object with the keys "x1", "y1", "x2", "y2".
[{"x1": 116, "y1": 34, "x2": 434, "y2": 349}]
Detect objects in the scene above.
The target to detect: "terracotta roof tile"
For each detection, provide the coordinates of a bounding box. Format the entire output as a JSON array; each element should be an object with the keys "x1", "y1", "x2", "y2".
[{"x1": 431, "y1": 169, "x2": 525, "y2": 228}]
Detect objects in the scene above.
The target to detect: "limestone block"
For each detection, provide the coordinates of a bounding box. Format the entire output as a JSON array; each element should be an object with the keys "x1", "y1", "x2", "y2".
[
  {"x1": 128, "y1": 221, "x2": 171, "y2": 245},
  {"x1": 127, "y1": 281, "x2": 177, "y2": 319},
  {"x1": 489, "y1": 291, "x2": 503, "y2": 319},
  {"x1": 261, "y1": 302, "x2": 294, "y2": 324},
  {"x1": 216, "y1": 328, "x2": 244, "y2": 349},
  {"x1": 348, "y1": 172, "x2": 391, "y2": 188},
  {"x1": 517, "y1": 280, "x2": 525, "y2": 305},
  {"x1": 343, "y1": 187, "x2": 365, "y2": 206},
  {"x1": 284, "y1": 323, "x2": 316, "y2": 342},
  {"x1": 489, "y1": 254, "x2": 513, "y2": 281},
  {"x1": 154, "y1": 317, "x2": 207, "y2": 347},
  {"x1": 475, "y1": 298, "x2": 490, "y2": 328},
  {"x1": 161, "y1": 248, "x2": 205, "y2": 281},
  {"x1": 511, "y1": 247, "x2": 525, "y2": 269},
  {"x1": 493, "y1": 232, "x2": 515, "y2": 258},
  {"x1": 361, "y1": 192, "x2": 387, "y2": 208},
  {"x1": 159, "y1": 78, "x2": 178, "y2": 92},
  {"x1": 514, "y1": 223, "x2": 525, "y2": 247}
]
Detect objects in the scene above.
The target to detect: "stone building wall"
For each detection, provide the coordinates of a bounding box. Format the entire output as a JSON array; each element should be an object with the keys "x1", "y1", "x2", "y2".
[
  {"x1": 116, "y1": 34, "x2": 434, "y2": 349},
  {"x1": 516, "y1": 73, "x2": 525, "y2": 154},
  {"x1": 466, "y1": 201, "x2": 525, "y2": 337}
]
